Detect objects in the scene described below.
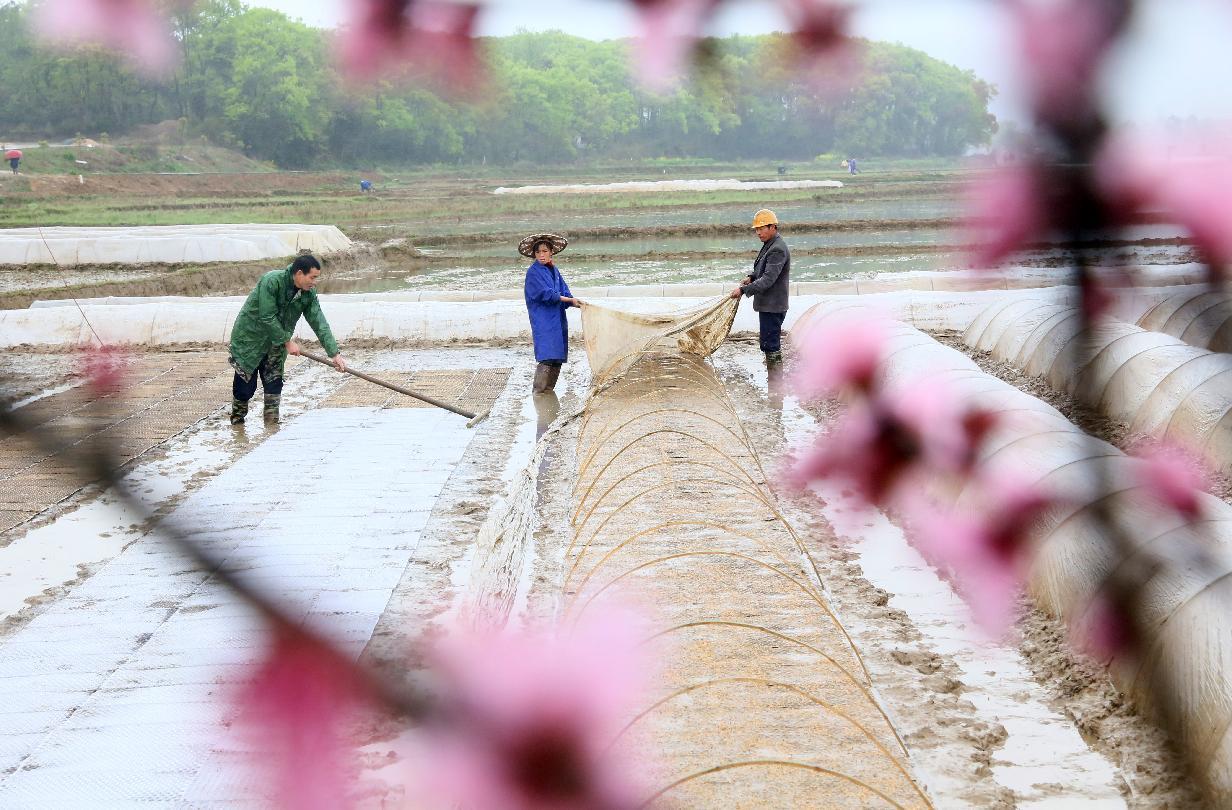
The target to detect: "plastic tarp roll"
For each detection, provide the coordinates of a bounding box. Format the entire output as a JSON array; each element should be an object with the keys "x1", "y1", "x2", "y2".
[
  {"x1": 1138, "y1": 289, "x2": 1232, "y2": 354},
  {"x1": 0, "y1": 225, "x2": 353, "y2": 266},
  {"x1": 962, "y1": 299, "x2": 1232, "y2": 475},
  {"x1": 795, "y1": 301, "x2": 1232, "y2": 802}
]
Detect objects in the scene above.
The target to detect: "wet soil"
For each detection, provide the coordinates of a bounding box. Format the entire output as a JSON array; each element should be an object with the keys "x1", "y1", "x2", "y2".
[{"x1": 0, "y1": 248, "x2": 374, "y2": 308}]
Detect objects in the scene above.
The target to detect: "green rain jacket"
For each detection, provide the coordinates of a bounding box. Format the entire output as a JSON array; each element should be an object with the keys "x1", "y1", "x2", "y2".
[{"x1": 228, "y1": 265, "x2": 339, "y2": 375}]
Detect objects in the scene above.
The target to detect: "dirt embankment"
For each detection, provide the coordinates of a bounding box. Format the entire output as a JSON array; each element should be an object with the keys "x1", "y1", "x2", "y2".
[
  {"x1": 0, "y1": 249, "x2": 375, "y2": 309},
  {"x1": 4, "y1": 171, "x2": 381, "y2": 198}
]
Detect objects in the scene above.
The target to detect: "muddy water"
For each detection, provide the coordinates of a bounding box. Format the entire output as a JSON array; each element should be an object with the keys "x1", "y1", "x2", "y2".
[{"x1": 354, "y1": 197, "x2": 961, "y2": 240}]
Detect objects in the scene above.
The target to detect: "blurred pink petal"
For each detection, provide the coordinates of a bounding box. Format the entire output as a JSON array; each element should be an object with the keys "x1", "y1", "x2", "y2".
[
  {"x1": 790, "y1": 405, "x2": 914, "y2": 505},
  {"x1": 76, "y1": 343, "x2": 129, "y2": 394},
  {"x1": 780, "y1": 0, "x2": 852, "y2": 53},
  {"x1": 1134, "y1": 442, "x2": 1209, "y2": 519},
  {"x1": 1008, "y1": 0, "x2": 1129, "y2": 122},
  {"x1": 1157, "y1": 158, "x2": 1232, "y2": 267},
  {"x1": 629, "y1": 0, "x2": 721, "y2": 92},
  {"x1": 1097, "y1": 131, "x2": 1232, "y2": 266},
  {"x1": 792, "y1": 378, "x2": 995, "y2": 506},
  {"x1": 1092, "y1": 132, "x2": 1162, "y2": 219},
  {"x1": 1071, "y1": 593, "x2": 1136, "y2": 661},
  {"x1": 792, "y1": 314, "x2": 889, "y2": 397},
  {"x1": 776, "y1": 0, "x2": 858, "y2": 93},
  {"x1": 33, "y1": 0, "x2": 177, "y2": 73},
  {"x1": 414, "y1": 610, "x2": 650, "y2": 810},
  {"x1": 337, "y1": 0, "x2": 484, "y2": 93},
  {"x1": 238, "y1": 628, "x2": 370, "y2": 810},
  {"x1": 1078, "y1": 270, "x2": 1113, "y2": 321},
  {"x1": 907, "y1": 478, "x2": 1056, "y2": 636},
  {"x1": 890, "y1": 379, "x2": 994, "y2": 475},
  {"x1": 963, "y1": 161, "x2": 1048, "y2": 268}
]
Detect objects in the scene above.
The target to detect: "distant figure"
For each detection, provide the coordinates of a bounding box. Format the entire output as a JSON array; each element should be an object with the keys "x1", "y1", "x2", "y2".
[
  {"x1": 359, "y1": 179, "x2": 372, "y2": 192},
  {"x1": 847, "y1": 157, "x2": 858, "y2": 175},
  {"x1": 8, "y1": 156, "x2": 18, "y2": 174},
  {"x1": 777, "y1": 165, "x2": 788, "y2": 176}
]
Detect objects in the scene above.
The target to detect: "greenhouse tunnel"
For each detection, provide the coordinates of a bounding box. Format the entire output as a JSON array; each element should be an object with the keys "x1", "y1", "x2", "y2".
[
  {"x1": 792, "y1": 301, "x2": 1232, "y2": 802},
  {"x1": 963, "y1": 297, "x2": 1232, "y2": 475}
]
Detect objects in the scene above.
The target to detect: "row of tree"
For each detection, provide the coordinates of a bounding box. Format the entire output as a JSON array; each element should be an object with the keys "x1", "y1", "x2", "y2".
[{"x1": 0, "y1": 1, "x2": 997, "y2": 168}]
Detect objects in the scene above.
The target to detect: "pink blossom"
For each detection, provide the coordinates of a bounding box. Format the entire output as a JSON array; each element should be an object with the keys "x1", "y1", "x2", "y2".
[
  {"x1": 1133, "y1": 442, "x2": 1209, "y2": 519},
  {"x1": 963, "y1": 161, "x2": 1049, "y2": 269},
  {"x1": 1070, "y1": 593, "x2": 1136, "y2": 661},
  {"x1": 1091, "y1": 132, "x2": 1163, "y2": 220},
  {"x1": 33, "y1": 0, "x2": 178, "y2": 73},
  {"x1": 789, "y1": 405, "x2": 914, "y2": 504},
  {"x1": 889, "y1": 380, "x2": 994, "y2": 475},
  {"x1": 628, "y1": 0, "x2": 721, "y2": 92},
  {"x1": 1096, "y1": 131, "x2": 1232, "y2": 267},
  {"x1": 412, "y1": 610, "x2": 651, "y2": 810},
  {"x1": 336, "y1": 0, "x2": 484, "y2": 93},
  {"x1": 76, "y1": 343, "x2": 129, "y2": 394},
  {"x1": 776, "y1": 0, "x2": 858, "y2": 94},
  {"x1": 1156, "y1": 158, "x2": 1232, "y2": 267},
  {"x1": 237, "y1": 628, "x2": 372, "y2": 810},
  {"x1": 779, "y1": 0, "x2": 852, "y2": 53},
  {"x1": 1007, "y1": 0, "x2": 1129, "y2": 123},
  {"x1": 792, "y1": 314, "x2": 889, "y2": 397},
  {"x1": 791, "y1": 380, "x2": 996, "y2": 506},
  {"x1": 907, "y1": 478, "x2": 1056, "y2": 636}
]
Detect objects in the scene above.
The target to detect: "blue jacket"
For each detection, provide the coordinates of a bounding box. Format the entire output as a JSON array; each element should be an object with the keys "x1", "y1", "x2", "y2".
[{"x1": 524, "y1": 260, "x2": 574, "y2": 362}]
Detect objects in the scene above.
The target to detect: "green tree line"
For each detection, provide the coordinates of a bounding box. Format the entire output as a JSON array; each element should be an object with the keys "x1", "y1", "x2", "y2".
[{"x1": 0, "y1": 0, "x2": 996, "y2": 168}]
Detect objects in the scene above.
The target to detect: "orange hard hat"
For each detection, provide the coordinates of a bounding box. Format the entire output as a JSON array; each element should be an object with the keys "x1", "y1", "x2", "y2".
[{"x1": 752, "y1": 209, "x2": 778, "y2": 228}]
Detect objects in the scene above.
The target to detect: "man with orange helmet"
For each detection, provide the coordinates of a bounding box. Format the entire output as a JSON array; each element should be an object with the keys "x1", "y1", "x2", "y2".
[{"x1": 730, "y1": 208, "x2": 790, "y2": 366}]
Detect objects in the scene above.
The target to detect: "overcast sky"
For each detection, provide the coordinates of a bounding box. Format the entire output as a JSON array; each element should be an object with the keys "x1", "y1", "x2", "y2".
[{"x1": 246, "y1": 0, "x2": 1232, "y2": 126}]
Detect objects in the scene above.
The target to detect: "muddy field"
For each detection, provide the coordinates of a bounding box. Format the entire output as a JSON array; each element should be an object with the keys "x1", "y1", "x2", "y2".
[
  {"x1": 0, "y1": 163, "x2": 1220, "y2": 805},
  {"x1": 0, "y1": 331, "x2": 1209, "y2": 806}
]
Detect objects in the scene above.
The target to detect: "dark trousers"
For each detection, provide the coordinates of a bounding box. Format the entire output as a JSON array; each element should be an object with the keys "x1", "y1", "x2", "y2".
[
  {"x1": 759, "y1": 311, "x2": 786, "y2": 353},
  {"x1": 231, "y1": 353, "x2": 284, "y2": 402}
]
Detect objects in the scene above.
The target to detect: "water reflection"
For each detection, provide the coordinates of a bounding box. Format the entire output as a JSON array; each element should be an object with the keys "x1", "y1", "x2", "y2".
[
  {"x1": 533, "y1": 391, "x2": 560, "y2": 439},
  {"x1": 767, "y1": 363, "x2": 787, "y2": 411}
]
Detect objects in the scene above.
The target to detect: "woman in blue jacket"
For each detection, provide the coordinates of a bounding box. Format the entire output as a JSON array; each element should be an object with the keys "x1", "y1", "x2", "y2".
[{"x1": 521, "y1": 233, "x2": 583, "y2": 393}]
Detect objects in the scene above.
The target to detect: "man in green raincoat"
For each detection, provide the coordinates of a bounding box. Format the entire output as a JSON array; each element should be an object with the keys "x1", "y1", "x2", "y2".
[{"x1": 228, "y1": 254, "x2": 347, "y2": 425}]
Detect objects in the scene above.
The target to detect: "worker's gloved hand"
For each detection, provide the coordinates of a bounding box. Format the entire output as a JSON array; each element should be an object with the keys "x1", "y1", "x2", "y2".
[
  {"x1": 285, "y1": 339, "x2": 302, "y2": 356},
  {"x1": 332, "y1": 355, "x2": 347, "y2": 373}
]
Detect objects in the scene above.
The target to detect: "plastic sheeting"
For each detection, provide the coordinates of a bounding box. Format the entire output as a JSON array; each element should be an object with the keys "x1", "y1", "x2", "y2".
[
  {"x1": 795, "y1": 301, "x2": 1232, "y2": 802},
  {"x1": 963, "y1": 298, "x2": 1232, "y2": 475},
  {"x1": 0, "y1": 224, "x2": 352, "y2": 265},
  {"x1": 0, "y1": 285, "x2": 1192, "y2": 351},
  {"x1": 1137, "y1": 289, "x2": 1232, "y2": 353}
]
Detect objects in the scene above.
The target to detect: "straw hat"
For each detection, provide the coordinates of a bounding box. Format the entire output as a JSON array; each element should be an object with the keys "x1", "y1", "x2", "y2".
[{"x1": 518, "y1": 233, "x2": 569, "y2": 258}]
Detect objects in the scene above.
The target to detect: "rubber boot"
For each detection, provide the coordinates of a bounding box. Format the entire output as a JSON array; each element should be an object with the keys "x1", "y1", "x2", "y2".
[
  {"x1": 230, "y1": 398, "x2": 249, "y2": 425},
  {"x1": 765, "y1": 351, "x2": 783, "y2": 367},
  {"x1": 533, "y1": 363, "x2": 559, "y2": 394},
  {"x1": 263, "y1": 394, "x2": 281, "y2": 424}
]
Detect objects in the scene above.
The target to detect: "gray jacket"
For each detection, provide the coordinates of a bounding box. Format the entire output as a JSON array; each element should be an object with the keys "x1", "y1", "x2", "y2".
[{"x1": 742, "y1": 232, "x2": 790, "y2": 313}]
